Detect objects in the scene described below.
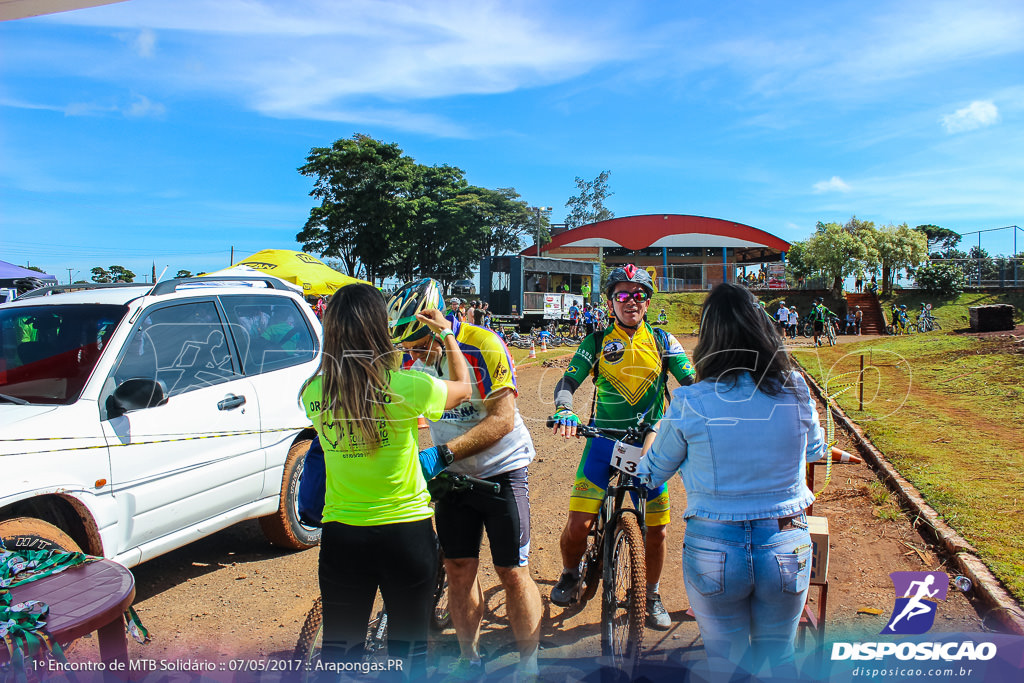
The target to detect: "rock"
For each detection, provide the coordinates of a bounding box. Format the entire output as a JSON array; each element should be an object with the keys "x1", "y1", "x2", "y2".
[{"x1": 969, "y1": 304, "x2": 1015, "y2": 332}]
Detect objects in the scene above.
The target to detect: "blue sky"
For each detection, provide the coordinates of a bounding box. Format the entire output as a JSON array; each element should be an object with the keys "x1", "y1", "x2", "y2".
[{"x1": 2, "y1": 0, "x2": 1023, "y2": 283}]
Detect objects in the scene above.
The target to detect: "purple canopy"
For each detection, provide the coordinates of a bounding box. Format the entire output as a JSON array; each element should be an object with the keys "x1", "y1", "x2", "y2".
[{"x1": 0, "y1": 260, "x2": 58, "y2": 282}]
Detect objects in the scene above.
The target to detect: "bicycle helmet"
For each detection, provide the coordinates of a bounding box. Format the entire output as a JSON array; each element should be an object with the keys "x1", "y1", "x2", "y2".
[
  {"x1": 603, "y1": 264, "x2": 653, "y2": 299},
  {"x1": 387, "y1": 278, "x2": 445, "y2": 343}
]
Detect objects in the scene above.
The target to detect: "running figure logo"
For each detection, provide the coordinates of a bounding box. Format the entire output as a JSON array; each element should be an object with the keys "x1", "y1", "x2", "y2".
[{"x1": 882, "y1": 571, "x2": 948, "y2": 635}]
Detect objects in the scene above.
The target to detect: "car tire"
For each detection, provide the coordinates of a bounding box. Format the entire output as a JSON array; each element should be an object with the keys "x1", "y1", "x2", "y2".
[
  {"x1": 0, "y1": 517, "x2": 82, "y2": 553},
  {"x1": 260, "y1": 439, "x2": 322, "y2": 550}
]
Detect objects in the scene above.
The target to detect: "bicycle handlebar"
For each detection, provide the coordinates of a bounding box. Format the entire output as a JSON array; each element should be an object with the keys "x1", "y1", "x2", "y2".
[
  {"x1": 435, "y1": 471, "x2": 501, "y2": 494},
  {"x1": 546, "y1": 417, "x2": 653, "y2": 446}
]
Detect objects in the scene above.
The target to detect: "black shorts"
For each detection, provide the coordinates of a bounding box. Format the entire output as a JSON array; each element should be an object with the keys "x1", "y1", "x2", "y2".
[
  {"x1": 813, "y1": 320, "x2": 824, "y2": 334},
  {"x1": 434, "y1": 466, "x2": 531, "y2": 568}
]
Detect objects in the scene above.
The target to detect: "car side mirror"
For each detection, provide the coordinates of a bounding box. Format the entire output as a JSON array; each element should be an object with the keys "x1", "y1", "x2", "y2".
[{"x1": 106, "y1": 378, "x2": 168, "y2": 418}]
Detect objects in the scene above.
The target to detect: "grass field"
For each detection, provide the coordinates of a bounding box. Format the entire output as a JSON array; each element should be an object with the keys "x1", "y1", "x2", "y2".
[{"x1": 793, "y1": 312, "x2": 1024, "y2": 604}]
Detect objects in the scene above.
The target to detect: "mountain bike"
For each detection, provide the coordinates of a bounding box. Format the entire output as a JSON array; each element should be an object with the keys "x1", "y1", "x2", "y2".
[
  {"x1": 799, "y1": 315, "x2": 814, "y2": 338},
  {"x1": 547, "y1": 418, "x2": 650, "y2": 682},
  {"x1": 825, "y1": 314, "x2": 839, "y2": 346},
  {"x1": 292, "y1": 472, "x2": 500, "y2": 678},
  {"x1": 917, "y1": 304, "x2": 941, "y2": 332},
  {"x1": 885, "y1": 314, "x2": 913, "y2": 336}
]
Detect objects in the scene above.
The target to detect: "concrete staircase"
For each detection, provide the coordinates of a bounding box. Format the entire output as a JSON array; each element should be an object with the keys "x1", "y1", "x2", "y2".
[{"x1": 846, "y1": 292, "x2": 884, "y2": 334}]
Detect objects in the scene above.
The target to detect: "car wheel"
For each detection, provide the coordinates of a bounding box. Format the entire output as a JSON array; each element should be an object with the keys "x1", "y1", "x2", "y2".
[
  {"x1": 260, "y1": 439, "x2": 322, "y2": 550},
  {"x1": 0, "y1": 517, "x2": 82, "y2": 553}
]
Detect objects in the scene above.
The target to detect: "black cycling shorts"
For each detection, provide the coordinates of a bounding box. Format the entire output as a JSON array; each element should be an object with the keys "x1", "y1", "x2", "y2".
[
  {"x1": 813, "y1": 320, "x2": 824, "y2": 334},
  {"x1": 434, "y1": 466, "x2": 531, "y2": 568}
]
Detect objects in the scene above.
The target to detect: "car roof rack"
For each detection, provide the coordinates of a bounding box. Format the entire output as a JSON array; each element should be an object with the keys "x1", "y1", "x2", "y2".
[
  {"x1": 150, "y1": 276, "x2": 294, "y2": 296},
  {"x1": 17, "y1": 282, "x2": 152, "y2": 299}
]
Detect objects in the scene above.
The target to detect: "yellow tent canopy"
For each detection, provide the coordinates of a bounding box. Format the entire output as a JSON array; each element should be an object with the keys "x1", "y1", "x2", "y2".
[{"x1": 209, "y1": 250, "x2": 370, "y2": 297}]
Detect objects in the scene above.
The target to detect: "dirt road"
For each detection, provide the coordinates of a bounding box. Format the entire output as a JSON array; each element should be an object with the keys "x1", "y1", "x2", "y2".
[{"x1": 66, "y1": 346, "x2": 991, "y2": 675}]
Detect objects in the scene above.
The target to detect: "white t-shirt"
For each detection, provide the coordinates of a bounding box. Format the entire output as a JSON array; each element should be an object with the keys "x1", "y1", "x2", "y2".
[{"x1": 403, "y1": 320, "x2": 535, "y2": 478}]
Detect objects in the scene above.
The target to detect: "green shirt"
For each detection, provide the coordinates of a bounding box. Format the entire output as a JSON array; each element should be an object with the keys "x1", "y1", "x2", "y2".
[
  {"x1": 563, "y1": 322, "x2": 695, "y2": 429},
  {"x1": 302, "y1": 369, "x2": 447, "y2": 526}
]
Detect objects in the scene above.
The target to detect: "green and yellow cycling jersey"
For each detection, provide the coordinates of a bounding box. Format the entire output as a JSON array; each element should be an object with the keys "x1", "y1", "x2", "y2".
[{"x1": 563, "y1": 321, "x2": 695, "y2": 429}]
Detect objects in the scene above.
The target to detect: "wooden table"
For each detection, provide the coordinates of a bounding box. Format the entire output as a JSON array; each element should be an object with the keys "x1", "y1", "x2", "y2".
[{"x1": 7, "y1": 559, "x2": 136, "y2": 663}]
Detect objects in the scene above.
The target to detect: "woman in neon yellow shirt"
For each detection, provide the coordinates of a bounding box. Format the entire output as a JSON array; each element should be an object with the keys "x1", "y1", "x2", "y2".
[{"x1": 300, "y1": 283, "x2": 470, "y2": 677}]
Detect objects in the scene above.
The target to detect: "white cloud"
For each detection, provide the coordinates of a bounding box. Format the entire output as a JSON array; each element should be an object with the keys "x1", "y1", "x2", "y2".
[
  {"x1": 942, "y1": 100, "x2": 1000, "y2": 133},
  {"x1": 34, "y1": 0, "x2": 618, "y2": 135},
  {"x1": 813, "y1": 176, "x2": 851, "y2": 193},
  {"x1": 125, "y1": 94, "x2": 165, "y2": 118},
  {"x1": 134, "y1": 28, "x2": 156, "y2": 58}
]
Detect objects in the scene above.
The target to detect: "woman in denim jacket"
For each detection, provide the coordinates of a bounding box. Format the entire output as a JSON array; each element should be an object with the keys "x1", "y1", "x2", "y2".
[{"x1": 637, "y1": 282, "x2": 825, "y2": 677}]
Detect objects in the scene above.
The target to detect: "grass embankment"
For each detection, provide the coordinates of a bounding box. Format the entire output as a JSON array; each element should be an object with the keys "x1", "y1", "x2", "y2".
[
  {"x1": 878, "y1": 291, "x2": 1024, "y2": 329},
  {"x1": 793, "y1": 318, "x2": 1024, "y2": 603}
]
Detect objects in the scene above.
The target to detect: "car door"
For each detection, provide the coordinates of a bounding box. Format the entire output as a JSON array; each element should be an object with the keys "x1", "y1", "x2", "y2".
[
  {"x1": 100, "y1": 299, "x2": 263, "y2": 557},
  {"x1": 219, "y1": 294, "x2": 318, "y2": 498}
]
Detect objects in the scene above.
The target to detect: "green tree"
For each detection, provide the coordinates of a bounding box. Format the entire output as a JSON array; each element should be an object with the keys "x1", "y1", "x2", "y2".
[
  {"x1": 175, "y1": 270, "x2": 193, "y2": 278},
  {"x1": 91, "y1": 267, "x2": 111, "y2": 284},
  {"x1": 805, "y1": 218, "x2": 876, "y2": 292},
  {"x1": 565, "y1": 170, "x2": 614, "y2": 229},
  {"x1": 965, "y1": 245, "x2": 997, "y2": 285},
  {"x1": 915, "y1": 224, "x2": 962, "y2": 253},
  {"x1": 458, "y1": 187, "x2": 534, "y2": 258},
  {"x1": 297, "y1": 134, "x2": 418, "y2": 284},
  {"x1": 783, "y1": 240, "x2": 813, "y2": 283},
  {"x1": 872, "y1": 223, "x2": 927, "y2": 294},
  {"x1": 915, "y1": 262, "x2": 966, "y2": 297},
  {"x1": 391, "y1": 163, "x2": 480, "y2": 289},
  {"x1": 108, "y1": 265, "x2": 135, "y2": 282}
]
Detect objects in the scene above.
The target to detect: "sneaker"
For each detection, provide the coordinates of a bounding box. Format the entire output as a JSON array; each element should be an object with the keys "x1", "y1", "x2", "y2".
[
  {"x1": 646, "y1": 594, "x2": 671, "y2": 630},
  {"x1": 550, "y1": 571, "x2": 580, "y2": 607},
  {"x1": 441, "y1": 657, "x2": 485, "y2": 683}
]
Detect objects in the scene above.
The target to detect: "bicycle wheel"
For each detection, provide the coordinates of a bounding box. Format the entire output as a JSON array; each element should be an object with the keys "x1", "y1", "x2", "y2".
[
  {"x1": 577, "y1": 527, "x2": 603, "y2": 606},
  {"x1": 294, "y1": 597, "x2": 323, "y2": 681},
  {"x1": 827, "y1": 325, "x2": 837, "y2": 346},
  {"x1": 601, "y1": 513, "x2": 645, "y2": 682},
  {"x1": 801, "y1": 322, "x2": 814, "y2": 338},
  {"x1": 885, "y1": 324, "x2": 894, "y2": 336},
  {"x1": 431, "y1": 560, "x2": 451, "y2": 630}
]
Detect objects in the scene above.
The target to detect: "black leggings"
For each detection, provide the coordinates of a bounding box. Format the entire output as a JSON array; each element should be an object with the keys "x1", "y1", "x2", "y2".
[{"x1": 318, "y1": 517, "x2": 438, "y2": 677}]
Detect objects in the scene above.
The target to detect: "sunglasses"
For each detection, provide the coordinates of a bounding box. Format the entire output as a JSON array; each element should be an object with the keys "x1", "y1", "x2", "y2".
[
  {"x1": 404, "y1": 336, "x2": 436, "y2": 354},
  {"x1": 612, "y1": 290, "x2": 651, "y2": 304}
]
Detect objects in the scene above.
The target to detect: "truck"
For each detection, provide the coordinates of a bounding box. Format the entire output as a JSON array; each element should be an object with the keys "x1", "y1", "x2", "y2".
[{"x1": 479, "y1": 255, "x2": 601, "y2": 330}]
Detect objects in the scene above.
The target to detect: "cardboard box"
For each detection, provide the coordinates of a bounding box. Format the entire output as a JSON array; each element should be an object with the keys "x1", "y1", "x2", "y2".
[{"x1": 808, "y1": 515, "x2": 829, "y2": 585}]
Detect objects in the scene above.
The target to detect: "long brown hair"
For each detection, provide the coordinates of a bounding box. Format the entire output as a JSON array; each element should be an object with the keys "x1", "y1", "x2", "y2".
[
  {"x1": 693, "y1": 282, "x2": 795, "y2": 395},
  {"x1": 301, "y1": 284, "x2": 397, "y2": 451}
]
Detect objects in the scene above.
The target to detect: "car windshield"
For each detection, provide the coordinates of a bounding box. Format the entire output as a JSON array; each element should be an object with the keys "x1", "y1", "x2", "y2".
[{"x1": 0, "y1": 304, "x2": 127, "y2": 405}]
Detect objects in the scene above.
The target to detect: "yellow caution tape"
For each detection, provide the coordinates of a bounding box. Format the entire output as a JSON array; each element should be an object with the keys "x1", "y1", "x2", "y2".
[{"x1": 0, "y1": 426, "x2": 310, "y2": 458}]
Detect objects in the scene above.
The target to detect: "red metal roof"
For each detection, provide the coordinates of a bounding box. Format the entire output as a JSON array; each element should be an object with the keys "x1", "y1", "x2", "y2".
[{"x1": 527, "y1": 214, "x2": 790, "y2": 254}]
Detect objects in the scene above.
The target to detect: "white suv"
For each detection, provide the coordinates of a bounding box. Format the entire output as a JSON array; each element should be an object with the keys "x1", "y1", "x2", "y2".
[{"x1": 0, "y1": 277, "x2": 321, "y2": 565}]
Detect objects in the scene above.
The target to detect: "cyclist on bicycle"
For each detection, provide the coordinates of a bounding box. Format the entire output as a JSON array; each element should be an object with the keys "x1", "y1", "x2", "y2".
[
  {"x1": 568, "y1": 301, "x2": 581, "y2": 337},
  {"x1": 549, "y1": 265, "x2": 695, "y2": 630},
  {"x1": 389, "y1": 279, "x2": 542, "y2": 683},
  {"x1": 810, "y1": 297, "x2": 836, "y2": 347}
]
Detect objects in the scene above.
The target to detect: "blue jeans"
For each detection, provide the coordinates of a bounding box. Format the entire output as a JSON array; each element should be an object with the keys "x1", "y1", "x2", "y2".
[{"x1": 683, "y1": 515, "x2": 812, "y2": 675}]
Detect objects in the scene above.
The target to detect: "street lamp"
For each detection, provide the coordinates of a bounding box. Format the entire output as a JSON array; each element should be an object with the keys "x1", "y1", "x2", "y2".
[{"x1": 534, "y1": 206, "x2": 552, "y2": 257}]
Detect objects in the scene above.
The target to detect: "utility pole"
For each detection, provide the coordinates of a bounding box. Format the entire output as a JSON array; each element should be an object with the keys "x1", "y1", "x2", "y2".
[
  {"x1": 67, "y1": 268, "x2": 74, "y2": 285},
  {"x1": 230, "y1": 246, "x2": 234, "y2": 266},
  {"x1": 534, "y1": 207, "x2": 552, "y2": 257}
]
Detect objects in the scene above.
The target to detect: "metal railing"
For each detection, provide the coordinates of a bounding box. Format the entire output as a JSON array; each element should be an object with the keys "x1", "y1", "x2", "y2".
[{"x1": 919, "y1": 258, "x2": 1023, "y2": 289}]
